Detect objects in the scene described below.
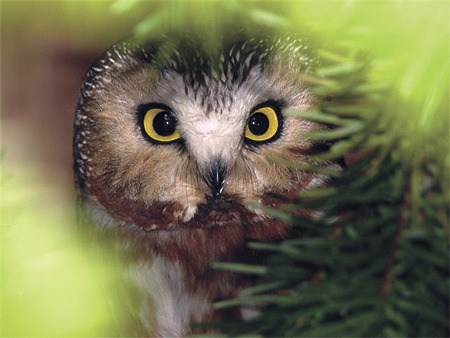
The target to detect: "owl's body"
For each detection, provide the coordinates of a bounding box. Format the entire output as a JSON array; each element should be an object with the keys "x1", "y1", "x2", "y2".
[{"x1": 74, "y1": 33, "x2": 330, "y2": 336}]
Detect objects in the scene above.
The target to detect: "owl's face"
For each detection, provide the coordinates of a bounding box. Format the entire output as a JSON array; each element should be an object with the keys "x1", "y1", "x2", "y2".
[{"x1": 75, "y1": 36, "x2": 326, "y2": 235}]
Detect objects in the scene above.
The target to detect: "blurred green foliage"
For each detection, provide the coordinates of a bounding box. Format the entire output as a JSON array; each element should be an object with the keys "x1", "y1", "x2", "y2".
[{"x1": 1, "y1": 168, "x2": 124, "y2": 336}]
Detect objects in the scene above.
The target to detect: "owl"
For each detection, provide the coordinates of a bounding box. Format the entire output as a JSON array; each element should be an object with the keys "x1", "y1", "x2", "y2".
[{"x1": 74, "y1": 32, "x2": 333, "y2": 336}]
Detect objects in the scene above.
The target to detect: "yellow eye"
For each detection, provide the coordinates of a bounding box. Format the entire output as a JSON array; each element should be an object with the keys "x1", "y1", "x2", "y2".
[
  {"x1": 245, "y1": 106, "x2": 279, "y2": 142},
  {"x1": 143, "y1": 108, "x2": 181, "y2": 143}
]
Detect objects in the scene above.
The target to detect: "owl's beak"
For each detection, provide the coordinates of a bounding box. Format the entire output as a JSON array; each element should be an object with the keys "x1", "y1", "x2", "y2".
[{"x1": 204, "y1": 159, "x2": 227, "y2": 199}]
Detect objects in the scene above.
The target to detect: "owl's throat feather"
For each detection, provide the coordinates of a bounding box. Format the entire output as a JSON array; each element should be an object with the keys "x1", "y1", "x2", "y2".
[
  {"x1": 86, "y1": 185, "x2": 295, "y2": 328},
  {"x1": 91, "y1": 172, "x2": 292, "y2": 231},
  {"x1": 88, "y1": 177, "x2": 297, "y2": 259}
]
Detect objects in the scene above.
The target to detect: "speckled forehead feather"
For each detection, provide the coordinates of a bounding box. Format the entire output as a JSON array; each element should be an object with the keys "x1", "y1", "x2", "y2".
[{"x1": 77, "y1": 34, "x2": 312, "y2": 103}]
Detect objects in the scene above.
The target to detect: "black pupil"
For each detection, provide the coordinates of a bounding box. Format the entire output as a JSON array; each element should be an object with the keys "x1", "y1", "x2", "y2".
[
  {"x1": 248, "y1": 112, "x2": 269, "y2": 135},
  {"x1": 153, "y1": 111, "x2": 176, "y2": 136}
]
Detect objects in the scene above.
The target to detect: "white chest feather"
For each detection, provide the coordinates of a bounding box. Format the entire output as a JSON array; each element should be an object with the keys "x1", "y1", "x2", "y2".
[{"x1": 127, "y1": 257, "x2": 211, "y2": 337}]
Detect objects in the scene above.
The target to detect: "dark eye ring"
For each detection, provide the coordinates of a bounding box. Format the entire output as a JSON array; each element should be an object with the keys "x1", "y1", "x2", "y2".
[
  {"x1": 143, "y1": 108, "x2": 181, "y2": 143},
  {"x1": 245, "y1": 106, "x2": 279, "y2": 142}
]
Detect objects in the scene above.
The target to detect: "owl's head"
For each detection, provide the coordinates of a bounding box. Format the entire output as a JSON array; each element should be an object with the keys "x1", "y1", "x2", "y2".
[{"x1": 74, "y1": 34, "x2": 329, "y2": 237}]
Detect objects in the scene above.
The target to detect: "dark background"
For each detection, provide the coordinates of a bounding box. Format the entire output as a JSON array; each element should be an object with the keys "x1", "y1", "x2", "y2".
[{"x1": 2, "y1": 1, "x2": 145, "y2": 195}]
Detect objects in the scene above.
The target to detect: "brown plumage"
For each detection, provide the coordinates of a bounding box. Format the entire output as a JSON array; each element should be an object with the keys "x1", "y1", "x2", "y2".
[{"x1": 73, "y1": 33, "x2": 334, "y2": 336}]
